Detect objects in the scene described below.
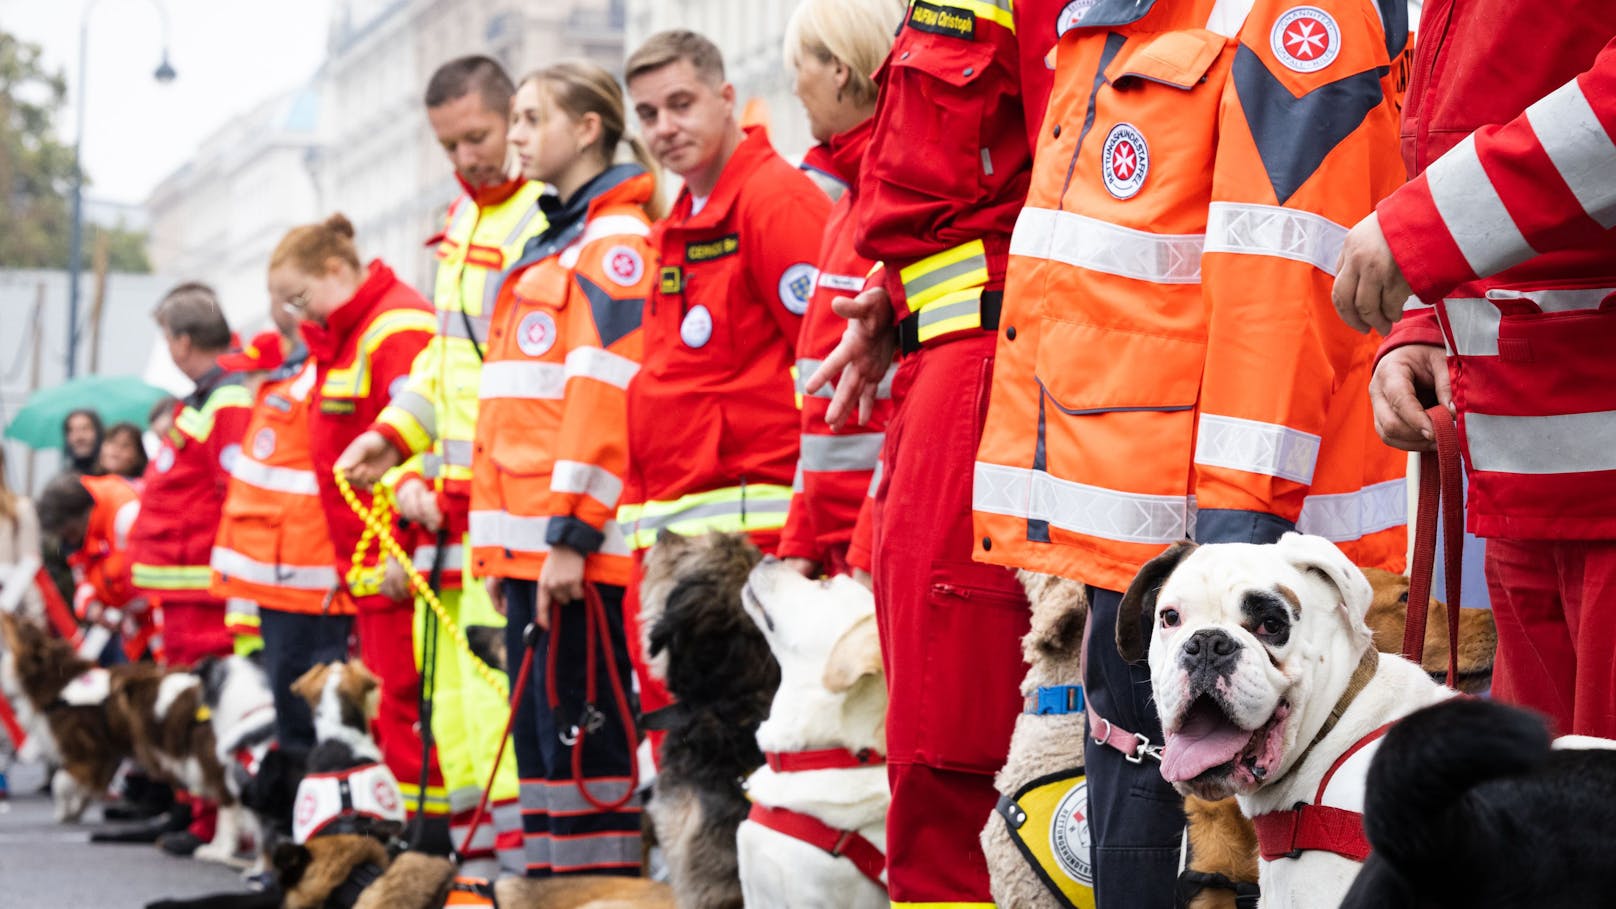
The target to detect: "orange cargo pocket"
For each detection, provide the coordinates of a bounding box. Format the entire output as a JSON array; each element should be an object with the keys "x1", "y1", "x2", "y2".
[
  {"x1": 1035, "y1": 316, "x2": 1204, "y2": 415},
  {"x1": 914, "y1": 558, "x2": 1029, "y2": 774}
]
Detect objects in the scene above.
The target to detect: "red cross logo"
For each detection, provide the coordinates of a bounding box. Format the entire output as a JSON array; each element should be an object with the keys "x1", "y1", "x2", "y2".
[
  {"x1": 1111, "y1": 141, "x2": 1138, "y2": 181},
  {"x1": 1284, "y1": 17, "x2": 1329, "y2": 59}
]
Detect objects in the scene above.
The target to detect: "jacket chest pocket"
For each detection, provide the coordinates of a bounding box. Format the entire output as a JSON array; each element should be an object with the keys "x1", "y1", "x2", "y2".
[
  {"x1": 666, "y1": 258, "x2": 737, "y2": 360},
  {"x1": 868, "y1": 30, "x2": 998, "y2": 204}
]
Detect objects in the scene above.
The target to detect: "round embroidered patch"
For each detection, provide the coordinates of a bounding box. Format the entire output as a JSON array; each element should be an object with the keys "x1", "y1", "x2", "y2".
[
  {"x1": 373, "y1": 776, "x2": 399, "y2": 813},
  {"x1": 1271, "y1": 6, "x2": 1341, "y2": 73},
  {"x1": 1050, "y1": 778, "x2": 1094, "y2": 885},
  {"x1": 1057, "y1": 0, "x2": 1099, "y2": 34},
  {"x1": 295, "y1": 790, "x2": 317, "y2": 830},
  {"x1": 603, "y1": 244, "x2": 645, "y2": 287},
  {"x1": 681, "y1": 304, "x2": 714, "y2": 349},
  {"x1": 516, "y1": 311, "x2": 558, "y2": 357},
  {"x1": 252, "y1": 428, "x2": 276, "y2": 461},
  {"x1": 1101, "y1": 123, "x2": 1149, "y2": 199},
  {"x1": 778, "y1": 263, "x2": 817, "y2": 316},
  {"x1": 154, "y1": 445, "x2": 176, "y2": 474}
]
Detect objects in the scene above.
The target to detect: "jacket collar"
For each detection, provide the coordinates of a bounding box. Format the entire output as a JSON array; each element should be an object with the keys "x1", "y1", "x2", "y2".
[
  {"x1": 828, "y1": 117, "x2": 874, "y2": 192},
  {"x1": 516, "y1": 165, "x2": 653, "y2": 269},
  {"x1": 184, "y1": 365, "x2": 236, "y2": 409},
  {"x1": 300, "y1": 260, "x2": 398, "y2": 361},
  {"x1": 668, "y1": 125, "x2": 778, "y2": 230},
  {"x1": 455, "y1": 171, "x2": 528, "y2": 208}
]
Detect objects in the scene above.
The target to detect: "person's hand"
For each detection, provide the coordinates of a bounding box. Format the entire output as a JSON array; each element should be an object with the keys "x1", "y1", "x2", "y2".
[
  {"x1": 336, "y1": 431, "x2": 403, "y2": 487},
  {"x1": 805, "y1": 286, "x2": 897, "y2": 430},
  {"x1": 535, "y1": 544, "x2": 586, "y2": 629},
  {"x1": 1333, "y1": 212, "x2": 1416, "y2": 336},
  {"x1": 380, "y1": 556, "x2": 410, "y2": 601},
  {"x1": 485, "y1": 574, "x2": 506, "y2": 617},
  {"x1": 1369, "y1": 344, "x2": 1452, "y2": 451},
  {"x1": 782, "y1": 557, "x2": 818, "y2": 579},
  {"x1": 395, "y1": 478, "x2": 443, "y2": 531}
]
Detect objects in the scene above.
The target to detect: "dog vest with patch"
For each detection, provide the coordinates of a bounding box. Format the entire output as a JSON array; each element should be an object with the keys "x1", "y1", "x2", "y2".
[
  {"x1": 292, "y1": 762, "x2": 407, "y2": 844},
  {"x1": 1251, "y1": 722, "x2": 1390, "y2": 863},
  {"x1": 993, "y1": 766, "x2": 1097, "y2": 909}
]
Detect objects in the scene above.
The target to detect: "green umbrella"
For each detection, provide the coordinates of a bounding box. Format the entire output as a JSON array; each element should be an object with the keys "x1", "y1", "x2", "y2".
[{"x1": 3, "y1": 375, "x2": 175, "y2": 449}]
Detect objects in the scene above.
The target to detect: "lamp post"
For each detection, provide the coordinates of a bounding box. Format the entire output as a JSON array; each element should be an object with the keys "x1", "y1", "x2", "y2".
[{"x1": 66, "y1": 0, "x2": 176, "y2": 379}]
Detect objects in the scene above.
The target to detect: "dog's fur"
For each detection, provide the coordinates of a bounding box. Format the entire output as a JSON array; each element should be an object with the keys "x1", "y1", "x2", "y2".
[
  {"x1": 639, "y1": 531, "x2": 773, "y2": 909},
  {"x1": 352, "y1": 850, "x2": 674, "y2": 909},
  {"x1": 1342, "y1": 698, "x2": 1616, "y2": 909},
  {"x1": 736, "y1": 560, "x2": 888, "y2": 908},
  {"x1": 1121, "y1": 534, "x2": 1458, "y2": 908},
  {"x1": 193, "y1": 654, "x2": 278, "y2": 868},
  {"x1": 1361, "y1": 567, "x2": 1497, "y2": 694}
]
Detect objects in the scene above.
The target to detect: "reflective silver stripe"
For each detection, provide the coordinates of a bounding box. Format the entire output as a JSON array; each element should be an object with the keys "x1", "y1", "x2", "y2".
[
  {"x1": 539, "y1": 777, "x2": 636, "y2": 815},
  {"x1": 1526, "y1": 80, "x2": 1616, "y2": 229},
  {"x1": 1012, "y1": 206, "x2": 1204, "y2": 284},
  {"x1": 795, "y1": 359, "x2": 893, "y2": 400},
  {"x1": 973, "y1": 462, "x2": 1194, "y2": 544},
  {"x1": 442, "y1": 439, "x2": 473, "y2": 468},
  {"x1": 413, "y1": 544, "x2": 466, "y2": 570},
  {"x1": 230, "y1": 456, "x2": 320, "y2": 496},
  {"x1": 632, "y1": 496, "x2": 791, "y2": 535},
  {"x1": 1194, "y1": 414, "x2": 1320, "y2": 485},
  {"x1": 390, "y1": 390, "x2": 437, "y2": 432},
  {"x1": 1466, "y1": 410, "x2": 1616, "y2": 475},
  {"x1": 439, "y1": 308, "x2": 492, "y2": 343},
  {"x1": 868, "y1": 459, "x2": 884, "y2": 496},
  {"x1": 467, "y1": 511, "x2": 632, "y2": 557},
  {"x1": 1427, "y1": 134, "x2": 1536, "y2": 279},
  {"x1": 1204, "y1": 202, "x2": 1347, "y2": 276},
  {"x1": 479, "y1": 360, "x2": 566, "y2": 400},
  {"x1": 503, "y1": 205, "x2": 542, "y2": 248},
  {"x1": 565, "y1": 347, "x2": 639, "y2": 390},
  {"x1": 551, "y1": 829, "x2": 641, "y2": 872},
  {"x1": 799, "y1": 432, "x2": 886, "y2": 473},
  {"x1": 1295, "y1": 479, "x2": 1408, "y2": 542},
  {"x1": 916, "y1": 293, "x2": 982, "y2": 332},
  {"x1": 1444, "y1": 287, "x2": 1616, "y2": 357},
  {"x1": 818, "y1": 272, "x2": 864, "y2": 292},
  {"x1": 578, "y1": 214, "x2": 652, "y2": 243},
  {"x1": 791, "y1": 463, "x2": 805, "y2": 493},
  {"x1": 210, "y1": 547, "x2": 337, "y2": 591},
  {"x1": 550, "y1": 460, "x2": 624, "y2": 509},
  {"x1": 225, "y1": 598, "x2": 258, "y2": 620}
]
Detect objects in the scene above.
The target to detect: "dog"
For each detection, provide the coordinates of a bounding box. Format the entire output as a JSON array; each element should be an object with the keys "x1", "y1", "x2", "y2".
[
  {"x1": 638, "y1": 531, "x2": 774, "y2": 909},
  {"x1": 736, "y1": 559, "x2": 888, "y2": 908},
  {"x1": 192, "y1": 653, "x2": 278, "y2": 869},
  {"x1": 1121, "y1": 533, "x2": 1458, "y2": 908},
  {"x1": 1341, "y1": 698, "x2": 1616, "y2": 909}
]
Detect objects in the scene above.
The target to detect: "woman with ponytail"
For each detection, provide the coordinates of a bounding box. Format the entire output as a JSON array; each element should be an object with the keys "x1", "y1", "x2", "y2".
[{"x1": 468, "y1": 59, "x2": 658, "y2": 878}]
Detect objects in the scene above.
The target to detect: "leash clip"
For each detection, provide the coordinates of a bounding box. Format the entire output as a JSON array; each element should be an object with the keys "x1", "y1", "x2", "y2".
[
  {"x1": 1127, "y1": 733, "x2": 1163, "y2": 764},
  {"x1": 560, "y1": 704, "x2": 607, "y2": 745}
]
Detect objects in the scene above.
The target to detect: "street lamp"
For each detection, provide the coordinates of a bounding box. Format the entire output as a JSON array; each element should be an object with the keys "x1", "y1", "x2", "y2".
[{"x1": 66, "y1": 0, "x2": 177, "y2": 379}]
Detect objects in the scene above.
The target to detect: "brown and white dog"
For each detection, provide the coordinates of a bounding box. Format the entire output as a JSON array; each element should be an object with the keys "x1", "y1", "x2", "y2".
[
  {"x1": 737, "y1": 559, "x2": 888, "y2": 909},
  {"x1": 1121, "y1": 533, "x2": 1458, "y2": 909}
]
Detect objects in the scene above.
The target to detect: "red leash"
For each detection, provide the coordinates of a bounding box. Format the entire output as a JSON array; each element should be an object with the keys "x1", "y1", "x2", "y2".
[
  {"x1": 1400, "y1": 404, "x2": 1464, "y2": 688},
  {"x1": 458, "y1": 616, "x2": 538, "y2": 858},
  {"x1": 546, "y1": 583, "x2": 640, "y2": 812}
]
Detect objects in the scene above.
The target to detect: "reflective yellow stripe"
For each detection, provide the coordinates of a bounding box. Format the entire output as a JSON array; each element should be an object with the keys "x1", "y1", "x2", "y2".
[
  {"x1": 132, "y1": 564, "x2": 214, "y2": 590},
  {"x1": 325, "y1": 309, "x2": 438, "y2": 399},
  {"x1": 900, "y1": 239, "x2": 988, "y2": 311},
  {"x1": 396, "y1": 781, "x2": 454, "y2": 815},
  {"x1": 232, "y1": 634, "x2": 263, "y2": 657},
  {"x1": 619, "y1": 484, "x2": 794, "y2": 550},
  {"x1": 915, "y1": 287, "x2": 986, "y2": 343},
  {"x1": 174, "y1": 384, "x2": 253, "y2": 442},
  {"x1": 906, "y1": 0, "x2": 1014, "y2": 31},
  {"x1": 790, "y1": 364, "x2": 803, "y2": 410}
]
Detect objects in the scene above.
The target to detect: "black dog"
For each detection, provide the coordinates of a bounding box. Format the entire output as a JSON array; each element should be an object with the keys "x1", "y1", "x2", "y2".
[{"x1": 1342, "y1": 698, "x2": 1616, "y2": 908}]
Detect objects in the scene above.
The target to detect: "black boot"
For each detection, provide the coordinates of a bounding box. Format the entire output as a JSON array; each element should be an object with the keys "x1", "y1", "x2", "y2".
[{"x1": 90, "y1": 800, "x2": 193, "y2": 843}]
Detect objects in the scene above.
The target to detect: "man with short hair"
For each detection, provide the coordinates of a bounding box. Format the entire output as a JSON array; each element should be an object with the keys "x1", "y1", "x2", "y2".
[
  {"x1": 126, "y1": 281, "x2": 254, "y2": 855},
  {"x1": 621, "y1": 28, "x2": 829, "y2": 742},
  {"x1": 336, "y1": 55, "x2": 543, "y2": 875}
]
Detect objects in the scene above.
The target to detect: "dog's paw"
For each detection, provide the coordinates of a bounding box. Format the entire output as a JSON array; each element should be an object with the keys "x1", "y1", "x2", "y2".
[{"x1": 193, "y1": 839, "x2": 249, "y2": 867}]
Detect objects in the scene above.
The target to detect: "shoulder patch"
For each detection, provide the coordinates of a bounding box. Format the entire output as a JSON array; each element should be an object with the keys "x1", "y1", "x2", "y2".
[
  {"x1": 602, "y1": 245, "x2": 645, "y2": 287},
  {"x1": 1270, "y1": 6, "x2": 1341, "y2": 73},
  {"x1": 516, "y1": 311, "x2": 559, "y2": 357},
  {"x1": 686, "y1": 234, "x2": 740, "y2": 263},
  {"x1": 778, "y1": 263, "x2": 817, "y2": 316}
]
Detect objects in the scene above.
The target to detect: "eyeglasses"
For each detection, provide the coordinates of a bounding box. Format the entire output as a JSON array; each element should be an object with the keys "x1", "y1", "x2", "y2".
[{"x1": 280, "y1": 290, "x2": 312, "y2": 317}]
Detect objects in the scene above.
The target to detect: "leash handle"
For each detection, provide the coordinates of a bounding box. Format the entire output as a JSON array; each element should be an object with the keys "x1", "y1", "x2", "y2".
[{"x1": 1400, "y1": 405, "x2": 1463, "y2": 688}]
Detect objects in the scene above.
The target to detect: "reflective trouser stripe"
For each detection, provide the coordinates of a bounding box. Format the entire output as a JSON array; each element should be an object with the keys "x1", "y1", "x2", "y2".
[
  {"x1": 619, "y1": 484, "x2": 794, "y2": 550},
  {"x1": 132, "y1": 564, "x2": 213, "y2": 591},
  {"x1": 1465, "y1": 411, "x2": 1616, "y2": 475},
  {"x1": 492, "y1": 799, "x2": 523, "y2": 874},
  {"x1": 799, "y1": 433, "x2": 886, "y2": 473},
  {"x1": 551, "y1": 829, "x2": 642, "y2": 873}
]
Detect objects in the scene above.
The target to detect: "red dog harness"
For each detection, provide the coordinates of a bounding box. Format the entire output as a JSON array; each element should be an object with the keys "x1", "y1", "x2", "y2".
[
  {"x1": 1251, "y1": 722, "x2": 1392, "y2": 863},
  {"x1": 746, "y1": 746, "x2": 888, "y2": 888}
]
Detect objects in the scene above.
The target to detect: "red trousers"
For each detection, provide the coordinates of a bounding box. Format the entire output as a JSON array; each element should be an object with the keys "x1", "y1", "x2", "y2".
[
  {"x1": 1486, "y1": 538, "x2": 1616, "y2": 737},
  {"x1": 354, "y1": 603, "x2": 445, "y2": 814},
  {"x1": 873, "y1": 333, "x2": 1028, "y2": 905},
  {"x1": 159, "y1": 599, "x2": 234, "y2": 667}
]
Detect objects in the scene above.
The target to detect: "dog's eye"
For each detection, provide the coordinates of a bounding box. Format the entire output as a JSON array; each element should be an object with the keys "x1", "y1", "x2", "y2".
[
  {"x1": 1259, "y1": 617, "x2": 1284, "y2": 636},
  {"x1": 1160, "y1": 608, "x2": 1181, "y2": 628}
]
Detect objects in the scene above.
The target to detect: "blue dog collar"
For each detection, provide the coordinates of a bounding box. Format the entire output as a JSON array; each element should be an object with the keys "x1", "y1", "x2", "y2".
[{"x1": 1025, "y1": 685, "x2": 1085, "y2": 716}]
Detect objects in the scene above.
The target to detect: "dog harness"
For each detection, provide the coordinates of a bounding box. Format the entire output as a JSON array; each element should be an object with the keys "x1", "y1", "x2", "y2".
[
  {"x1": 993, "y1": 767, "x2": 1097, "y2": 909},
  {"x1": 292, "y1": 761, "x2": 407, "y2": 844},
  {"x1": 1251, "y1": 721, "x2": 1391, "y2": 863},
  {"x1": 745, "y1": 746, "x2": 888, "y2": 888},
  {"x1": 443, "y1": 876, "x2": 498, "y2": 907}
]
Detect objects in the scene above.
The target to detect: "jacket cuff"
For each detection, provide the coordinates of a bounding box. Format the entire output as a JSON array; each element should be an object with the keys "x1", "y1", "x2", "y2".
[
  {"x1": 372, "y1": 423, "x2": 415, "y2": 460},
  {"x1": 1376, "y1": 177, "x2": 1476, "y2": 305},
  {"x1": 1375, "y1": 306, "x2": 1446, "y2": 370},
  {"x1": 546, "y1": 516, "x2": 605, "y2": 555}
]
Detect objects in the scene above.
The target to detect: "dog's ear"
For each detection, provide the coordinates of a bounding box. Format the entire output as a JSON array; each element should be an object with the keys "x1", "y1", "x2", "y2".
[
  {"x1": 273, "y1": 841, "x2": 312, "y2": 887},
  {"x1": 1276, "y1": 533, "x2": 1374, "y2": 630},
  {"x1": 290, "y1": 662, "x2": 330, "y2": 708},
  {"x1": 1021, "y1": 570, "x2": 1089, "y2": 661},
  {"x1": 1118, "y1": 541, "x2": 1197, "y2": 663},
  {"x1": 823, "y1": 613, "x2": 883, "y2": 693}
]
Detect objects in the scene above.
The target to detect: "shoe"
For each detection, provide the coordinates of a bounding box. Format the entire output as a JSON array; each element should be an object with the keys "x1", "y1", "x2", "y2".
[
  {"x1": 157, "y1": 829, "x2": 206, "y2": 857},
  {"x1": 102, "y1": 798, "x2": 170, "y2": 821},
  {"x1": 0, "y1": 770, "x2": 9, "y2": 800},
  {"x1": 89, "y1": 803, "x2": 193, "y2": 843}
]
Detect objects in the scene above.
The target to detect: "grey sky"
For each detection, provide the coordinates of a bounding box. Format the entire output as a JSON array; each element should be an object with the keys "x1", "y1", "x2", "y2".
[{"x1": 0, "y1": 0, "x2": 332, "y2": 209}]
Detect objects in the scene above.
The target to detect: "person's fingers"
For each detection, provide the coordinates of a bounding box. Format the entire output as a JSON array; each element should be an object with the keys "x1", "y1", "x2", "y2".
[
  {"x1": 1379, "y1": 288, "x2": 1410, "y2": 335},
  {"x1": 535, "y1": 583, "x2": 552, "y2": 630},
  {"x1": 831, "y1": 289, "x2": 878, "y2": 320},
  {"x1": 1332, "y1": 259, "x2": 1371, "y2": 334},
  {"x1": 485, "y1": 576, "x2": 505, "y2": 616},
  {"x1": 806, "y1": 330, "x2": 857, "y2": 395},
  {"x1": 857, "y1": 382, "x2": 878, "y2": 427},
  {"x1": 1353, "y1": 263, "x2": 1391, "y2": 337},
  {"x1": 1429, "y1": 348, "x2": 1455, "y2": 414},
  {"x1": 826, "y1": 363, "x2": 866, "y2": 431},
  {"x1": 1370, "y1": 361, "x2": 1435, "y2": 450}
]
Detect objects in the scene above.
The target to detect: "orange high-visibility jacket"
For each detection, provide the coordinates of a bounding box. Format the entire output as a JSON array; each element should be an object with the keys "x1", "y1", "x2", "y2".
[
  {"x1": 974, "y1": 0, "x2": 1411, "y2": 592},
  {"x1": 68, "y1": 474, "x2": 140, "y2": 610},
  {"x1": 211, "y1": 352, "x2": 351, "y2": 616},
  {"x1": 470, "y1": 167, "x2": 655, "y2": 586}
]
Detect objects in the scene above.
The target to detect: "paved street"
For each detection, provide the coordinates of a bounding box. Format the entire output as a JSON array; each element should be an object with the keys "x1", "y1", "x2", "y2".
[{"x1": 0, "y1": 762, "x2": 251, "y2": 908}]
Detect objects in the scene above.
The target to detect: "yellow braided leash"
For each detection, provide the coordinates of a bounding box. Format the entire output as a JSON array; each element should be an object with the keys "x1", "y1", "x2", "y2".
[{"x1": 334, "y1": 467, "x2": 509, "y2": 698}]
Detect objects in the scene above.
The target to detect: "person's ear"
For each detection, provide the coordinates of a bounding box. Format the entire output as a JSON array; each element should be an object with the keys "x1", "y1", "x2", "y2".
[{"x1": 577, "y1": 111, "x2": 604, "y2": 155}]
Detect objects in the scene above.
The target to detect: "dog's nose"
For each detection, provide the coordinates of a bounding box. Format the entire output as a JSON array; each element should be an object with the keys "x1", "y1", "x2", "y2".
[{"x1": 1180, "y1": 628, "x2": 1241, "y2": 677}]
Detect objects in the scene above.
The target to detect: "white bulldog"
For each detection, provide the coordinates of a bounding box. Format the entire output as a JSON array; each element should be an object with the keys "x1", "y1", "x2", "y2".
[{"x1": 1117, "y1": 533, "x2": 1454, "y2": 909}]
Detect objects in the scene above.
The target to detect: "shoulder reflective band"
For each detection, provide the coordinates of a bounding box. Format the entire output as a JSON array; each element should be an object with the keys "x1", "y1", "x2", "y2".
[{"x1": 993, "y1": 768, "x2": 1096, "y2": 909}]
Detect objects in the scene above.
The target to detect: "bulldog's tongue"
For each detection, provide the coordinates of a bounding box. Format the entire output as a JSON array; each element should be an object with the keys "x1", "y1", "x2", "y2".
[{"x1": 1160, "y1": 700, "x2": 1250, "y2": 783}]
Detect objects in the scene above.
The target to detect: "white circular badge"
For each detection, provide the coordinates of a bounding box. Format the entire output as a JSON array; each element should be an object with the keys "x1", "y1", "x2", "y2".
[
  {"x1": 1050, "y1": 778, "x2": 1095, "y2": 886},
  {"x1": 1101, "y1": 123, "x2": 1149, "y2": 200},
  {"x1": 680, "y1": 304, "x2": 714, "y2": 348},
  {"x1": 251, "y1": 428, "x2": 276, "y2": 461},
  {"x1": 603, "y1": 245, "x2": 645, "y2": 287},
  {"x1": 516, "y1": 311, "x2": 558, "y2": 357},
  {"x1": 1057, "y1": 0, "x2": 1099, "y2": 34},
  {"x1": 154, "y1": 445, "x2": 176, "y2": 474},
  {"x1": 778, "y1": 263, "x2": 817, "y2": 316},
  {"x1": 1271, "y1": 6, "x2": 1341, "y2": 73}
]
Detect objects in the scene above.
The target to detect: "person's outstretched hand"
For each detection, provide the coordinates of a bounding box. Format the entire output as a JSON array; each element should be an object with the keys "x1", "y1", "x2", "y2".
[
  {"x1": 805, "y1": 285, "x2": 897, "y2": 430},
  {"x1": 336, "y1": 430, "x2": 402, "y2": 487}
]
